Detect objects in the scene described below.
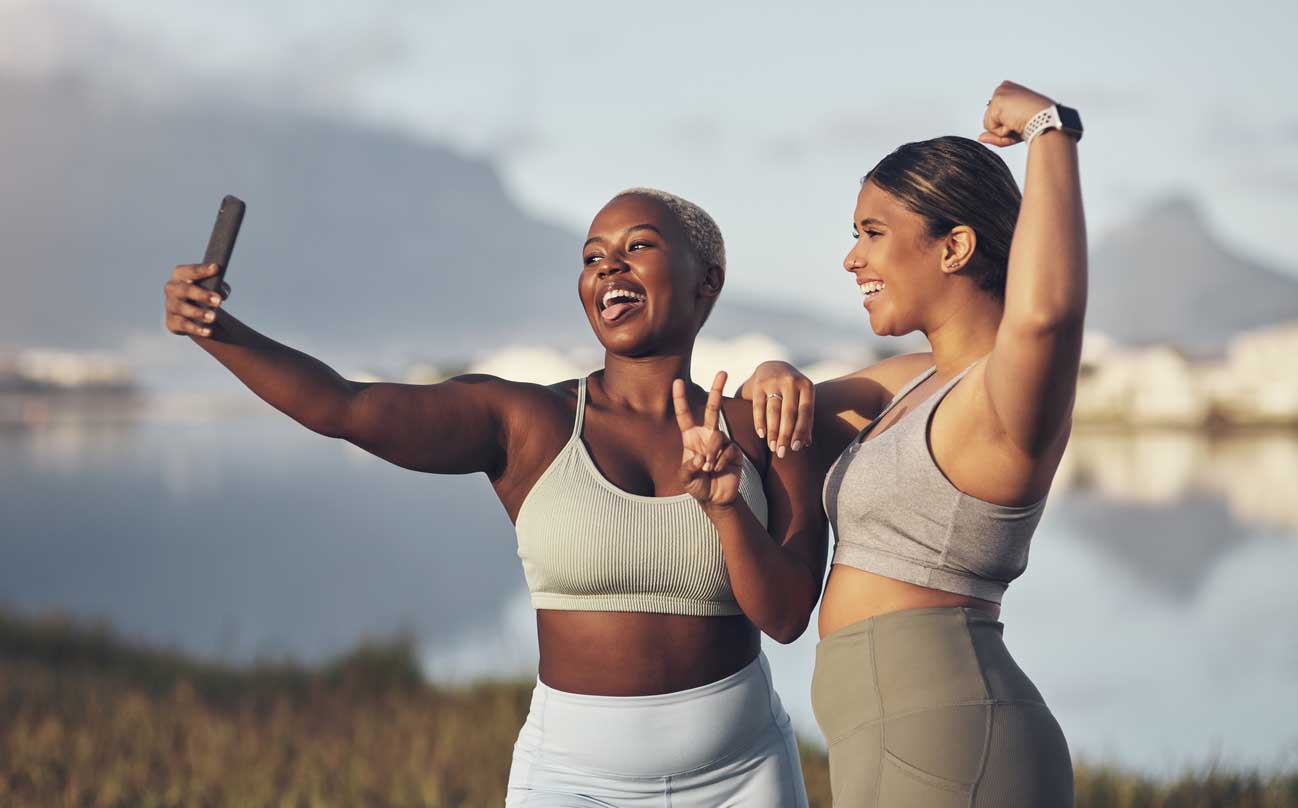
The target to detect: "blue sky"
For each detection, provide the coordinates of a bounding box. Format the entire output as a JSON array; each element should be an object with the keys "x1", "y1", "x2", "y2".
[{"x1": 6, "y1": 0, "x2": 1297, "y2": 317}]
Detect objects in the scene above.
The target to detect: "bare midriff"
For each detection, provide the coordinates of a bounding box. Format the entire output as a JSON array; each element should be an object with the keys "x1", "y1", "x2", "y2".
[
  {"x1": 818, "y1": 565, "x2": 1000, "y2": 639},
  {"x1": 536, "y1": 610, "x2": 760, "y2": 696}
]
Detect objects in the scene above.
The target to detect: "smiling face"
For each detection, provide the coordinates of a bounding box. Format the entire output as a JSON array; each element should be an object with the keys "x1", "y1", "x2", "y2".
[
  {"x1": 579, "y1": 194, "x2": 719, "y2": 357},
  {"x1": 842, "y1": 180, "x2": 952, "y2": 337}
]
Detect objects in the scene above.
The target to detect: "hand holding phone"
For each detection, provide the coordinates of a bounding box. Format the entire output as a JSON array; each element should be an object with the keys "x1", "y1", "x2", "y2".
[
  {"x1": 197, "y1": 195, "x2": 245, "y2": 293},
  {"x1": 163, "y1": 195, "x2": 245, "y2": 339}
]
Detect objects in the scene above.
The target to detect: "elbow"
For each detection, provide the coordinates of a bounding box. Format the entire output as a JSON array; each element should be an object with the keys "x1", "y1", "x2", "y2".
[
  {"x1": 765, "y1": 596, "x2": 816, "y2": 645},
  {"x1": 762, "y1": 564, "x2": 823, "y2": 644},
  {"x1": 768, "y1": 617, "x2": 809, "y2": 645},
  {"x1": 1009, "y1": 303, "x2": 1086, "y2": 339},
  {"x1": 310, "y1": 387, "x2": 362, "y2": 441},
  {"x1": 315, "y1": 420, "x2": 349, "y2": 441}
]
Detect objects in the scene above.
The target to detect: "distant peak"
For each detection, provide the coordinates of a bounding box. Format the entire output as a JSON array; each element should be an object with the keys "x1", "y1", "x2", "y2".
[{"x1": 1139, "y1": 194, "x2": 1204, "y2": 225}]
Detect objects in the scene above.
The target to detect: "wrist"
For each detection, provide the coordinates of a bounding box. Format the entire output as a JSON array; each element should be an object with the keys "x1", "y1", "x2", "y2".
[
  {"x1": 700, "y1": 499, "x2": 739, "y2": 518},
  {"x1": 1011, "y1": 94, "x2": 1055, "y2": 132},
  {"x1": 1022, "y1": 103, "x2": 1083, "y2": 145},
  {"x1": 754, "y1": 360, "x2": 798, "y2": 388}
]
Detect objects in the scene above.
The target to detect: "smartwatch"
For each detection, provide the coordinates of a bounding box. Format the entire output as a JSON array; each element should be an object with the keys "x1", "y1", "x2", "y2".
[{"x1": 1022, "y1": 104, "x2": 1083, "y2": 145}]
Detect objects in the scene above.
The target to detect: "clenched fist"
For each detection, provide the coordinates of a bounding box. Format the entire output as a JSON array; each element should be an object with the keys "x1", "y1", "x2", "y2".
[{"x1": 979, "y1": 80, "x2": 1057, "y2": 148}]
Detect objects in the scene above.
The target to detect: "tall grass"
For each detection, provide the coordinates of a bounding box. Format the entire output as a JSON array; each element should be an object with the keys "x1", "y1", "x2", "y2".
[{"x1": 2, "y1": 610, "x2": 1294, "y2": 807}]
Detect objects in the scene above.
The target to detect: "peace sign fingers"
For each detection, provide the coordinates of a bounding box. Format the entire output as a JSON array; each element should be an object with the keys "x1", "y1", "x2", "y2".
[
  {"x1": 702, "y1": 371, "x2": 726, "y2": 431},
  {"x1": 672, "y1": 378, "x2": 696, "y2": 432},
  {"x1": 673, "y1": 371, "x2": 728, "y2": 434}
]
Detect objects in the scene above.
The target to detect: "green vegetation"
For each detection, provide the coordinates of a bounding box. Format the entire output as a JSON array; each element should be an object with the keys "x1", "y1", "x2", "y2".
[{"x1": 2, "y1": 610, "x2": 1295, "y2": 807}]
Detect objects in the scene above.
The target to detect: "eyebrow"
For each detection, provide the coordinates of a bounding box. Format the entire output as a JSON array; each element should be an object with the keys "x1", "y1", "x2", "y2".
[
  {"x1": 857, "y1": 217, "x2": 887, "y2": 228},
  {"x1": 584, "y1": 224, "x2": 665, "y2": 249}
]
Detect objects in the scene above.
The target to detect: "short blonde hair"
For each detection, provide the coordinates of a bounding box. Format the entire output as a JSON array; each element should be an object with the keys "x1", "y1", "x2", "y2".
[{"x1": 614, "y1": 187, "x2": 725, "y2": 273}]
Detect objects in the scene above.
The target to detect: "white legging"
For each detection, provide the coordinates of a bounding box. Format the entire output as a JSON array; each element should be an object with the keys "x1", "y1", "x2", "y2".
[{"x1": 505, "y1": 652, "x2": 808, "y2": 807}]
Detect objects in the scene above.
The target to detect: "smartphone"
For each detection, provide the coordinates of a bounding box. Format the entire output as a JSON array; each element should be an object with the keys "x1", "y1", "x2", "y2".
[{"x1": 197, "y1": 195, "x2": 246, "y2": 293}]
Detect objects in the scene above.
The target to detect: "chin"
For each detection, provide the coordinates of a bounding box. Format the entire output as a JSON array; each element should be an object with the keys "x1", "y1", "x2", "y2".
[
  {"x1": 867, "y1": 313, "x2": 918, "y2": 337},
  {"x1": 865, "y1": 311, "x2": 893, "y2": 337},
  {"x1": 591, "y1": 322, "x2": 654, "y2": 356},
  {"x1": 866, "y1": 305, "x2": 915, "y2": 339}
]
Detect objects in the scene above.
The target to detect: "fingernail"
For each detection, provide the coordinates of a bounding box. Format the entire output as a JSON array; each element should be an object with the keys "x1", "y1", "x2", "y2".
[
  {"x1": 211, "y1": 296, "x2": 220, "y2": 306},
  {"x1": 768, "y1": 441, "x2": 776, "y2": 452},
  {"x1": 756, "y1": 428, "x2": 765, "y2": 438},
  {"x1": 792, "y1": 440, "x2": 803, "y2": 452},
  {"x1": 702, "y1": 462, "x2": 711, "y2": 472},
  {"x1": 777, "y1": 445, "x2": 786, "y2": 458},
  {"x1": 201, "y1": 328, "x2": 211, "y2": 336},
  {"x1": 204, "y1": 311, "x2": 215, "y2": 322}
]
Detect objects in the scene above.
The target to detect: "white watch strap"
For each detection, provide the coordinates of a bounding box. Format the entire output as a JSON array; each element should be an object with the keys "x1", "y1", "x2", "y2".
[{"x1": 1022, "y1": 105, "x2": 1061, "y2": 145}]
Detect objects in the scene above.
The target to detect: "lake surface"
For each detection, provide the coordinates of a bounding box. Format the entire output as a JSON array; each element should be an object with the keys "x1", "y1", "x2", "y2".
[{"x1": 3, "y1": 412, "x2": 1297, "y2": 775}]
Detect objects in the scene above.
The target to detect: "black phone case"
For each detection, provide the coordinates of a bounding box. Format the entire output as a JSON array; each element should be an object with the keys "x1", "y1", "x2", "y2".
[{"x1": 197, "y1": 195, "x2": 246, "y2": 293}]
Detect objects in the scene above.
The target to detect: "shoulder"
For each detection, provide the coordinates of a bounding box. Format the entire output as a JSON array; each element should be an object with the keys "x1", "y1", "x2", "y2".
[
  {"x1": 507, "y1": 376, "x2": 583, "y2": 420},
  {"x1": 444, "y1": 373, "x2": 578, "y2": 402},
  {"x1": 813, "y1": 351, "x2": 934, "y2": 433},
  {"x1": 842, "y1": 351, "x2": 936, "y2": 395},
  {"x1": 489, "y1": 377, "x2": 586, "y2": 491},
  {"x1": 438, "y1": 373, "x2": 580, "y2": 435}
]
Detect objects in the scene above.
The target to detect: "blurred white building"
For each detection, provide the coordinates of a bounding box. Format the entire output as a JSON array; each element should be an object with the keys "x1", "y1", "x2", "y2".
[
  {"x1": 1074, "y1": 322, "x2": 1298, "y2": 427},
  {"x1": 0, "y1": 349, "x2": 135, "y2": 391},
  {"x1": 461, "y1": 334, "x2": 876, "y2": 396}
]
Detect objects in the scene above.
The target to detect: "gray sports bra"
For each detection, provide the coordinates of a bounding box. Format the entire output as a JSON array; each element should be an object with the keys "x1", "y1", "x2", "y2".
[
  {"x1": 516, "y1": 377, "x2": 769, "y2": 616},
  {"x1": 822, "y1": 362, "x2": 1046, "y2": 604}
]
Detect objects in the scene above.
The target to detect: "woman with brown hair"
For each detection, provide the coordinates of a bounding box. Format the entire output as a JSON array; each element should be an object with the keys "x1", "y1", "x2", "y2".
[
  {"x1": 163, "y1": 187, "x2": 825, "y2": 806},
  {"x1": 744, "y1": 80, "x2": 1084, "y2": 806}
]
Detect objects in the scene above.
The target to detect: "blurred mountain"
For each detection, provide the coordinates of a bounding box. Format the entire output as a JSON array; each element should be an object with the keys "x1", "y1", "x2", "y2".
[
  {"x1": 0, "y1": 74, "x2": 869, "y2": 368},
  {"x1": 1088, "y1": 197, "x2": 1298, "y2": 356},
  {"x1": 11, "y1": 74, "x2": 1288, "y2": 370},
  {"x1": 1051, "y1": 492, "x2": 1240, "y2": 602}
]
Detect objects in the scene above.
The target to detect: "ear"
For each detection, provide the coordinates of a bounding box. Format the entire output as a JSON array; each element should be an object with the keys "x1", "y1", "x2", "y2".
[
  {"x1": 940, "y1": 226, "x2": 977, "y2": 276},
  {"x1": 700, "y1": 263, "x2": 724, "y2": 299}
]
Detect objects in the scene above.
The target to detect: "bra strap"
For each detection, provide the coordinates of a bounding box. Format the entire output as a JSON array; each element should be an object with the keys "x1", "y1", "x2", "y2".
[
  {"x1": 572, "y1": 377, "x2": 588, "y2": 440},
  {"x1": 913, "y1": 357, "x2": 987, "y2": 423},
  {"x1": 889, "y1": 366, "x2": 938, "y2": 410},
  {"x1": 935, "y1": 357, "x2": 985, "y2": 397},
  {"x1": 717, "y1": 404, "x2": 732, "y2": 437},
  {"x1": 861, "y1": 365, "x2": 937, "y2": 436}
]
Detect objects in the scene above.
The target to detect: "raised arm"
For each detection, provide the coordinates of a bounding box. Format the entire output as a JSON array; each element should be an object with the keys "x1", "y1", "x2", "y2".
[
  {"x1": 979, "y1": 81, "x2": 1087, "y2": 454},
  {"x1": 164, "y1": 262, "x2": 509, "y2": 477}
]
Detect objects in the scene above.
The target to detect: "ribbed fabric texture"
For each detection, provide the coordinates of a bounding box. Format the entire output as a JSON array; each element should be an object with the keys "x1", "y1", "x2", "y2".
[
  {"x1": 822, "y1": 362, "x2": 1047, "y2": 604},
  {"x1": 516, "y1": 377, "x2": 768, "y2": 616}
]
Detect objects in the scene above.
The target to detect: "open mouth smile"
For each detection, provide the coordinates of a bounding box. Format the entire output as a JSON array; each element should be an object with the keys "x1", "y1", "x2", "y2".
[
  {"x1": 859, "y1": 279, "x2": 885, "y2": 307},
  {"x1": 598, "y1": 283, "x2": 648, "y2": 323}
]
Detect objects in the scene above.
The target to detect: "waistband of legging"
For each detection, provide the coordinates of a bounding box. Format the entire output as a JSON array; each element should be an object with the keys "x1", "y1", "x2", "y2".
[
  {"x1": 818, "y1": 605, "x2": 1002, "y2": 646},
  {"x1": 535, "y1": 650, "x2": 770, "y2": 709}
]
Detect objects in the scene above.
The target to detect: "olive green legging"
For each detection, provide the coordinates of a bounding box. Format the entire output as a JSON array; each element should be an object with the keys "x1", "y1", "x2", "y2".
[{"x1": 811, "y1": 607, "x2": 1074, "y2": 807}]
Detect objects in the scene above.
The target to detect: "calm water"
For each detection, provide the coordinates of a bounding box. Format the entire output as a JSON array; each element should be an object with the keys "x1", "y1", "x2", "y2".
[{"x1": 2, "y1": 413, "x2": 1297, "y2": 775}]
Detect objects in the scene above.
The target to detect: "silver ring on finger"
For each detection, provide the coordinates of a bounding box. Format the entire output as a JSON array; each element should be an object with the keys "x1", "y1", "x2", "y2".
[{"x1": 766, "y1": 393, "x2": 783, "y2": 400}]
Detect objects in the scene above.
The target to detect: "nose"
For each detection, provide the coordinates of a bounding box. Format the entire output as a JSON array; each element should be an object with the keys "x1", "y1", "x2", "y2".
[
  {"x1": 843, "y1": 244, "x2": 865, "y2": 274},
  {"x1": 598, "y1": 255, "x2": 628, "y2": 278}
]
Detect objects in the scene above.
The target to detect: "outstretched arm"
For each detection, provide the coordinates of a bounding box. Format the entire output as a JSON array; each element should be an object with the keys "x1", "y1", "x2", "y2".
[
  {"x1": 165, "y1": 262, "x2": 509, "y2": 477},
  {"x1": 978, "y1": 81, "x2": 1087, "y2": 455}
]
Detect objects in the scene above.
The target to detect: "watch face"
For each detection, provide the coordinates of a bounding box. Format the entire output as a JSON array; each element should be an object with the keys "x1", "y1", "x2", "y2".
[{"x1": 1057, "y1": 105, "x2": 1083, "y2": 132}]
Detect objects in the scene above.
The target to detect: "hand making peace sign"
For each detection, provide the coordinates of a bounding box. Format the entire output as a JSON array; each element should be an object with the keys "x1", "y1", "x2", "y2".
[{"x1": 673, "y1": 371, "x2": 746, "y2": 508}]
